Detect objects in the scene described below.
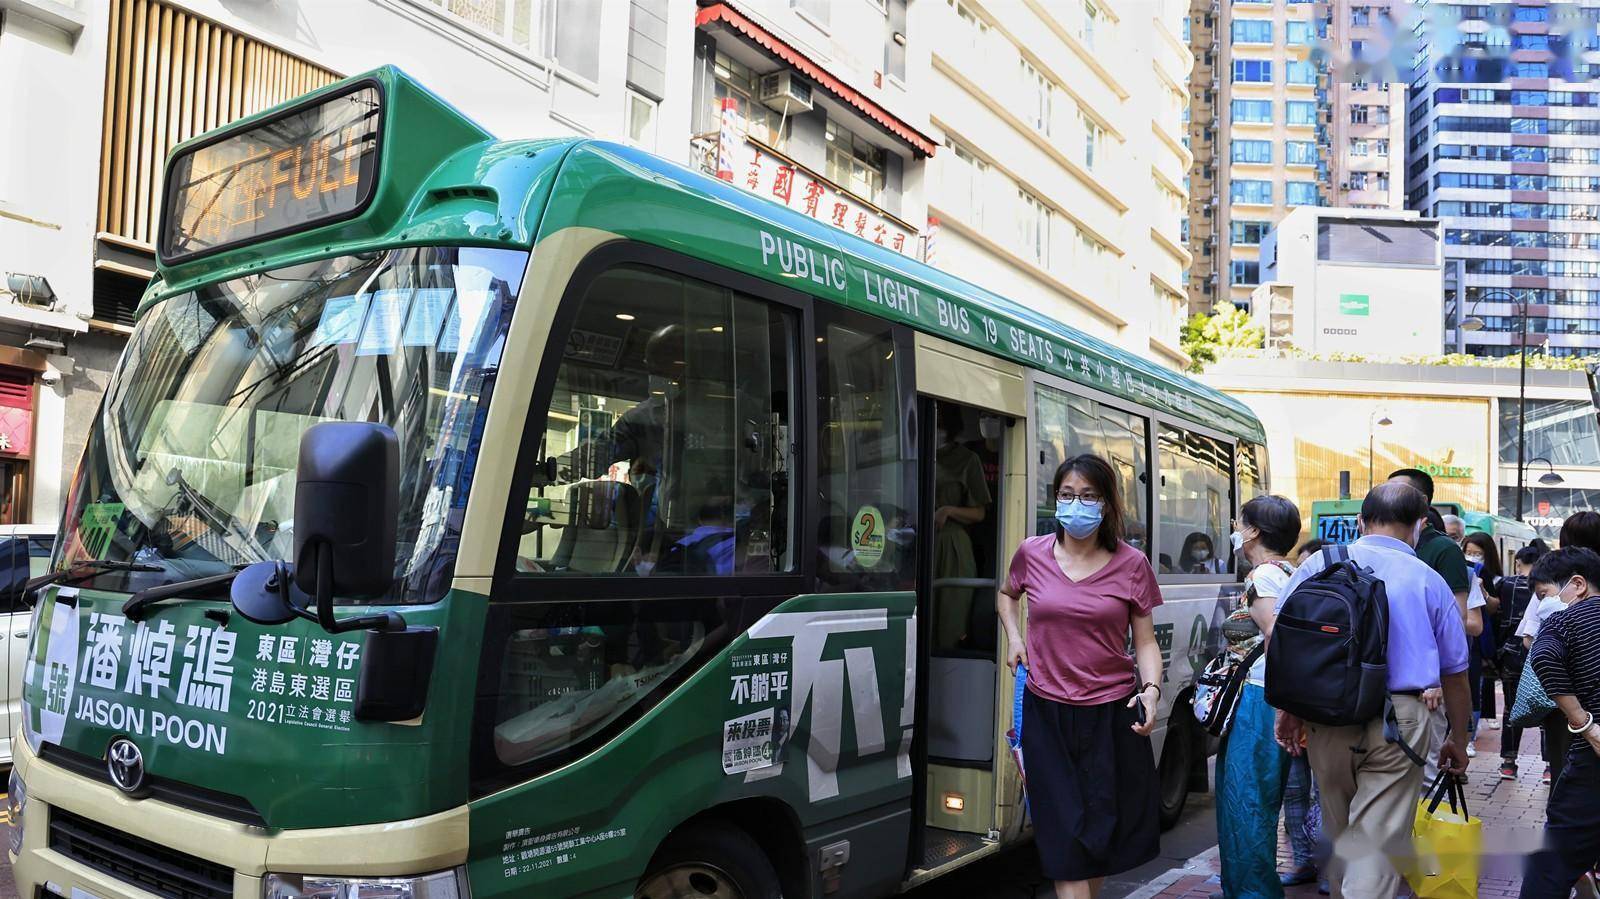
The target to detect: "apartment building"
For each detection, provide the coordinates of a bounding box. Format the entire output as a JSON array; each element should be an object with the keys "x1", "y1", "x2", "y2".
[
  {"x1": 1185, "y1": 0, "x2": 1221, "y2": 311},
  {"x1": 1324, "y1": 0, "x2": 1407, "y2": 209},
  {"x1": 926, "y1": 0, "x2": 1193, "y2": 362},
  {"x1": 1406, "y1": 0, "x2": 1600, "y2": 358}
]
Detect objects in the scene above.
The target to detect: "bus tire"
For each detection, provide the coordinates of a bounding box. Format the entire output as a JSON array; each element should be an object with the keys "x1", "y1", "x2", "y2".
[
  {"x1": 637, "y1": 822, "x2": 783, "y2": 899},
  {"x1": 1157, "y1": 715, "x2": 1195, "y2": 831}
]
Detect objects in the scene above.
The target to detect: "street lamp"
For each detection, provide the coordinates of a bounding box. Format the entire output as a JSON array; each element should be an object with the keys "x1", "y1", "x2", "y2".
[
  {"x1": 1461, "y1": 289, "x2": 1539, "y2": 521},
  {"x1": 1528, "y1": 456, "x2": 1565, "y2": 487},
  {"x1": 1368, "y1": 410, "x2": 1393, "y2": 490}
]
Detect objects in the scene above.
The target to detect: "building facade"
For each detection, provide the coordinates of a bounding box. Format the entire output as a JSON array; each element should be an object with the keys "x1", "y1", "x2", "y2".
[
  {"x1": 924, "y1": 0, "x2": 1193, "y2": 361},
  {"x1": 1185, "y1": 0, "x2": 1221, "y2": 312},
  {"x1": 1252, "y1": 206, "x2": 1443, "y2": 357},
  {"x1": 1203, "y1": 356, "x2": 1600, "y2": 544},
  {"x1": 1406, "y1": 1, "x2": 1600, "y2": 358},
  {"x1": 1322, "y1": 0, "x2": 1408, "y2": 210}
]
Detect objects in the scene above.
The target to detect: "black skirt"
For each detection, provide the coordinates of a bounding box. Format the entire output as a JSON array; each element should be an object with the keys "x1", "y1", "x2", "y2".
[{"x1": 1022, "y1": 688, "x2": 1162, "y2": 881}]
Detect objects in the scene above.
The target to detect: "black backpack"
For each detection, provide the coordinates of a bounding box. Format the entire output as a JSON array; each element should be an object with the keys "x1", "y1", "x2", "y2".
[{"x1": 1265, "y1": 545, "x2": 1391, "y2": 726}]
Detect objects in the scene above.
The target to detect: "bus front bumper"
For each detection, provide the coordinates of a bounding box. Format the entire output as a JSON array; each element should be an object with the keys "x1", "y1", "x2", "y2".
[{"x1": 9, "y1": 736, "x2": 470, "y2": 899}]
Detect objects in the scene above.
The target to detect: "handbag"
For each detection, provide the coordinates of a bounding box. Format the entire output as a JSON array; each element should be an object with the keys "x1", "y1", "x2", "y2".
[
  {"x1": 1509, "y1": 654, "x2": 1557, "y2": 728},
  {"x1": 1191, "y1": 643, "x2": 1264, "y2": 738},
  {"x1": 1402, "y1": 771, "x2": 1481, "y2": 899},
  {"x1": 1005, "y1": 663, "x2": 1030, "y2": 821}
]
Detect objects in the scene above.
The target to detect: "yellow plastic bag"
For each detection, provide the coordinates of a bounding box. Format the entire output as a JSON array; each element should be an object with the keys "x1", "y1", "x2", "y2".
[{"x1": 1404, "y1": 773, "x2": 1481, "y2": 899}]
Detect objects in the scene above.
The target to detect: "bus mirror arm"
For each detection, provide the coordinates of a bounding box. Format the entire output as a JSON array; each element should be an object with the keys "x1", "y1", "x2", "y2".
[{"x1": 305, "y1": 542, "x2": 406, "y2": 634}]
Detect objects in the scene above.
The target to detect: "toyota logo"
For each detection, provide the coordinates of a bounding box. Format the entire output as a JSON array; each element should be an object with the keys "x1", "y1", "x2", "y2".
[{"x1": 106, "y1": 738, "x2": 147, "y2": 796}]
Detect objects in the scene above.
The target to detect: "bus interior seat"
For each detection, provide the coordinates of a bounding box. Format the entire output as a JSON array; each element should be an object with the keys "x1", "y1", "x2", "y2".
[
  {"x1": 927, "y1": 655, "x2": 996, "y2": 764},
  {"x1": 550, "y1": 480, "x2": 641, "y2": 573}
]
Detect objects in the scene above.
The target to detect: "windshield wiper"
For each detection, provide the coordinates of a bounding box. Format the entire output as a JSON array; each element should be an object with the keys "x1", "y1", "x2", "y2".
[
  {"x1": 123, "y1": 566, "x2": 248, "y2": 620},
  {"x1": 19, "y1": 559, "x2": 166, "y2": 607},
  {"x1": 165, "y1": 467, "x2": 270, "y2": 565}
]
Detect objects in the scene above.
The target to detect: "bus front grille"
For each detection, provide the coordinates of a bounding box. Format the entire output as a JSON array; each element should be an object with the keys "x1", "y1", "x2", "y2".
[{"x1": 48, "y1": 808, "x2": 233, "y2": 899}]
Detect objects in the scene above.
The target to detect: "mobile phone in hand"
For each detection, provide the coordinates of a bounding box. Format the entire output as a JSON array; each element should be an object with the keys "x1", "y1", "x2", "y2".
[{"x1": 1135, "y1": 696, "x2": 1147, "y2": 727}]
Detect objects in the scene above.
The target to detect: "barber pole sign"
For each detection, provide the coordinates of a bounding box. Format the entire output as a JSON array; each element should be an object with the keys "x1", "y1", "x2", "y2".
[{"x1": 716, "y1": 98, "x2": 740, "y2": 182}]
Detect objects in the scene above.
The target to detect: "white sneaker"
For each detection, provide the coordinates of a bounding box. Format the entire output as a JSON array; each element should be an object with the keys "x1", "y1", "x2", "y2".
[
  {"x1": 1490, "y1": 719, "x2": 1501, "y2": 729},
  {"x1": 1467, "y1": 743, "x2": 1477, "y2": 758}
]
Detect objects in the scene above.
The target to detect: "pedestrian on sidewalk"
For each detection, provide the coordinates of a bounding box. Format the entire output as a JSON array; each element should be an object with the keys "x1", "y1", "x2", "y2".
[
  {"x1": 1518, "y1": 547, "x2": 1600, "y2": 899},
  {"x1": 999, "y1": 454, "x2": 1163, "y2": 899},
  {"x1": 1274, "y1": 483, "x2": 1471, "y2": 899},
  {"x1": 1386, "y1": 470, "x2": 1479, "y2": 790},
  {"x1": 1216, "y1": 495, "x2": 1301, "y2": 899},
  {"x1": 1497, "y1": 544, "x2": 1546, "y2": 779},
  {"x1": 1463, "y1": 533, "x2": 1504, "y2": 741}
]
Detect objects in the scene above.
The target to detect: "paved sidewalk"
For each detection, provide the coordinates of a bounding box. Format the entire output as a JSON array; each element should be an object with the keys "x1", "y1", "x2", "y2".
[{"x1": 1129, "y1": 711, "x2": 1555, "y2": 899}]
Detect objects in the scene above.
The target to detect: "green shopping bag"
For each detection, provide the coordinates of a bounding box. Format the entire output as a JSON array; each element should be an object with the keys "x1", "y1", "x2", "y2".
[
  {"x1": 1510, "y1": 654, "x2": 1557, "y2": 729},
  {"x1": 1403, "y1": 772, "x2": 1480, "y2": 899}
]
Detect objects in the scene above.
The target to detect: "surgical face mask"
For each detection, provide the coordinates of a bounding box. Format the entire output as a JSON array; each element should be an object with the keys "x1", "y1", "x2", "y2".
[
  {"x1": 1559, "y1": 576, "x2": 1584, "y2": 604},
  {"x1": 1055, "y1": 498, "x2": 1103, "y2": 540},
  {"x1": 1229, "y1": 530, "x2": 1247, "y2": 553},
  {"x1": 1193, "y1": 548, "x2": 1211, "y2": 561},
  {"x1": 979, "y1": 416, "x2": 1002, "y2": 440},
  {"x1": 1464, "y1": 551, "x2": 1484, "y2": 566}
]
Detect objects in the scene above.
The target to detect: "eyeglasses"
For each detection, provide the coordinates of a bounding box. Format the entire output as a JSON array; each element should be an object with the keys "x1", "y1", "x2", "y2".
[{"x1": 1057, "y1": 492, "x2": 1103, "y2": 505}]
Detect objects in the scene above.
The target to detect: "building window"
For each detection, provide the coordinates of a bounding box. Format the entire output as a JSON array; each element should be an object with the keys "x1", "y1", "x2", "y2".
[
  {"x1": 1286, "y1": 140, "x2": 1317, "y2": 164},
  {"x1": 1231, "y1": 179, "x2": 1274, "y2": 204},
  {"x1": 1350, "y1": 105, "x2": 1369, "y2": 123},
  {"x1": 1019, "y1": 189, "x2": 1051, "y2": 265},
  {"x1": 1232, "y1": 139, "x2": 1273, "y2": 163},
  {"x1": 1182, "y1": 15, "x2": 1191, "y2": 41},
  {"x1": 1351, "y1": 138, "x2": 1369, "y2": 156},
  {"x1": 1232, "y1": 98, "x2": 1273, "y2": 123},
  {"x1": 942, "y1": 137, "x2": 989, "y2": 228},
  {"x1": 826, "y1": 122, "x2": 888, "y2": 203},
  {"x1": 792, "y1": 0, "x2": 830, "y2": 28},
  {"x1": 1232, "y1": 220, "x2": 1270, "y2": 245},
  {"x1": 422, "y1": 0, "x2": 600, "y2": 81},
  {"x1": 1287, "y1": 100, "x2": 1317, "y2": 125},
  {"x1": 1350, "y1": 171, "x2": 1370, "y2": 190},
  {"x1": 1377, "y1": 172, "x2": 1390, "y2": 191},
  {"x1": 1231, "y1": 259, "x2": 1260, "y2": 285},
  {"x1": 1082, "y1": 0, "x2": 1100, "y2": 48},
  {"x1": 625, "y1": 89, "x2": 658, "y2": 150},
  {"x1": 1232, "y1": 19, "x2": 1273, "y2": 43},
  {"x1": 949, "y1": 0, "x2": 991, "y2": 51},
  {"x1": 1351, "y1": 5, "x2": 1371, "y2": 25},
  {"x1": 713, "y1": 53, "x2": 791, "y2": 150},
  {"x1": 1021, "y1": 58, "x2": 1052, "y2": 134},
  {"x1": 1374, "y1": 138, "x2": 1390, "y2": 155},
  {"x1": 1517, "y1": 62, "x2": 1549, "y2": 78},
  {"x1": 1286, "y1": 60, "x2": 1317, "y2": 84},
  {"x1": 1081, "y1": 111, "x2": 1104, "y2": 169},
  {"x1": 1286, "y1": 180, "x2": 1319, "y2": 205},
  {"x1": 1233, "y1": 59, "x2": 1273, "y2": 82},
  {"x1": 1286, "y1": 20, "x2": 1312, "y2": 45}
]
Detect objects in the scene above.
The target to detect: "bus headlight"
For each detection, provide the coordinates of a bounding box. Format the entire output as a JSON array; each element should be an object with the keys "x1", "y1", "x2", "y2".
[
  {"x1": 7, "y1": 767, "x2": 27, "y2": 856},
  {"x1": 263, "y1": 868, "x2": 466, "y2": 899}
]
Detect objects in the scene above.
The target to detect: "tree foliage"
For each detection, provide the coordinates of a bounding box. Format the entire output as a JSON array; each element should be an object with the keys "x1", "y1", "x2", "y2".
[{"x1": 1180, "y1": 303, "x2": 1264, "y2": 373}]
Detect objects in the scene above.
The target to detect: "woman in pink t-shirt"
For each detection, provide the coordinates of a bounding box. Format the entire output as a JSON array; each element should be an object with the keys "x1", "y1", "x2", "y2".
[{"x1": 999, "y1": 453, "x2": 1163, "y2": 898}]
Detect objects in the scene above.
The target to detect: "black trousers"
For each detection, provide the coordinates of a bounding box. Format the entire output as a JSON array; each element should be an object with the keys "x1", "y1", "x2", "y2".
[
  {"x1": 1544, "y1": 713, "x2": 1573, "y2": 789},
  {"x1": 1521, "y1": 749, "x2": 1600, "y2": 899},
  {"x1": 1502, "y1": 670, "x2": 1526, "y2": 763}
]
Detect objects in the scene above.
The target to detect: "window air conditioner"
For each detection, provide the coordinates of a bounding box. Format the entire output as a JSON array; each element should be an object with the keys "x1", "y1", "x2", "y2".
[{"x1": 761, "y1": 72, "x2": 814, "y2": 116}]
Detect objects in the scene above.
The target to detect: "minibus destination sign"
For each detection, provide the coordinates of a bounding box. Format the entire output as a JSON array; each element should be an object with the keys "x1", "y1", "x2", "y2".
[{"x1": 159, "y1": 83, "x2": 382, "y2": 262}]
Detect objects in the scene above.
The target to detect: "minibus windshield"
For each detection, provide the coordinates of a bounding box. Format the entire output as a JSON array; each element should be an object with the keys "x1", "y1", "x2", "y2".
[{"x1": 57, "y1": 246, "x2": 527, "y2": 599}]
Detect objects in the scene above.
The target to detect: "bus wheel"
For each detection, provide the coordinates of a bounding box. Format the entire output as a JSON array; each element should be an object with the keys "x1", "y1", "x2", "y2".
[
  {"x1": 1157, "y1": 717, "x2": 1195, "y2": 830},
  {"x1": 637, "y1": 823, "x2": 783, "y2": 899}
]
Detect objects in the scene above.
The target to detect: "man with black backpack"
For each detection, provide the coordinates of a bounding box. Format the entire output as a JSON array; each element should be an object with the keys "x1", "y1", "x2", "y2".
[{"x1": 1270, "y1": 483, "x2": 1471, "y2": 899}]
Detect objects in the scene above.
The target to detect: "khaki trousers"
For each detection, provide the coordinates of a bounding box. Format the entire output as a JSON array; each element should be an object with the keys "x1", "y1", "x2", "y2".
[{"x1": 1306, "y1": 694, "x2": 1430, "y2": 899}]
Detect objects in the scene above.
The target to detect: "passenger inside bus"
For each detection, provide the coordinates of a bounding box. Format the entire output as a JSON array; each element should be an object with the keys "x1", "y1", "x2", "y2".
[{"x1": 932, "y1": 404, "x2": 991, "y2": 651}]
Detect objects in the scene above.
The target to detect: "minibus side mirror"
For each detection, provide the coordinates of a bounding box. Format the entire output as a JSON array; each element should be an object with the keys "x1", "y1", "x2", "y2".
[{"x1": 293, "y1": 422, "x2": 404, "y2": 633}]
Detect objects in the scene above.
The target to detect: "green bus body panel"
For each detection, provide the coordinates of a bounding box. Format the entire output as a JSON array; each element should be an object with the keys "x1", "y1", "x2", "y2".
[
  {"x1": 21, "y1": 586, "x2": 487, "y2": 829},
  {"x1": 466, "y1": 593, "x2": 916, "y2": 898},
  {"x1": 1462, "y1": 511, "x2": 1538, "y2": 541},
  {"x1": 533, "y1": 141, "x2": 1264, "y2": 444}
]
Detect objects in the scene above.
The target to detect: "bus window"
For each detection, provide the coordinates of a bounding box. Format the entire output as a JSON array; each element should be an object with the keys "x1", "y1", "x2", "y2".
[
  {"x1": 816, "y1": 309, "x2": 914, "y2": 592},
  {"x1": 1159, "y1": 426, "x2": 1233, "y2": 576},
  {"x1": 1033, "y1": 383, "x2": 1150, "y2": 555},
  {"x1": 517, "y1": 265, "x2": 795, "y2": 576},
  {"x1": 1237, "y1": 441, "x2": 1267, "y2": 499}
]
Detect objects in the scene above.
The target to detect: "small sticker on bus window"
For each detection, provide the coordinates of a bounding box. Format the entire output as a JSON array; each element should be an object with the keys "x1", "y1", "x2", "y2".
[
  {"x1": 851, "y1": 505, "x2": 885, "y2": 569},
  {"x1": 402, "y1": 288, "x2": 453, "y2": 347},
  {"x1": 309, "y1": 295, "x2": 368, "y2": 347},
  {"x1": 357, "y1": 288, "x2": 409, "y2": 356}
]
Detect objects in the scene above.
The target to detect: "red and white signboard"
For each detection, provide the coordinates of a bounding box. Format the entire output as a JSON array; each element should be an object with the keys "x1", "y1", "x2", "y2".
[{"x1": 715, "y1": 108, "x2": 918, "y2": 257}]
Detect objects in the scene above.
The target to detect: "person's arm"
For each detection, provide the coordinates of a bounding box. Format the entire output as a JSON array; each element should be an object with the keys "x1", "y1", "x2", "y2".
[
  {"x1": 999, "y1": 585, "x2": 1026, "y2": 671},
  {"x1": 1466, "y1": 607, "x2": 1484, "y2": 638},
  {"x1": 935, "y1": 505, "x2": 985, "y2": 528},
  {"x1": 1453, "y1": 588, "x2": 1470, "y2": 622},
  {"x1": 1128, "y1": 613, "x2": 1161, "y2": 736},
  {"x1": 1438, "y1": 670, "x2": 1472, "y2": 774},
  {"x1": 1247, "y1": 566, "x2": 1287, "y2": 639}
]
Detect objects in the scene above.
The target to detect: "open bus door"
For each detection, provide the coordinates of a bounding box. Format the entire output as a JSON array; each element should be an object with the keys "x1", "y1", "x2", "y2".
[{"x1": 906, "y1": 333, "x2": 1028, "y2": 885}]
